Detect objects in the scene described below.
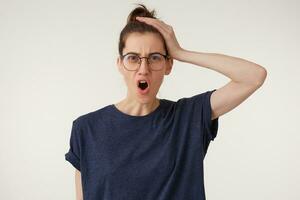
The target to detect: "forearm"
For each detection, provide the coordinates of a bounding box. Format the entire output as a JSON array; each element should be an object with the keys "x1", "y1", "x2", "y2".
[{"x1": 175, "y1": 49, "x2": 267, "y2": 85}]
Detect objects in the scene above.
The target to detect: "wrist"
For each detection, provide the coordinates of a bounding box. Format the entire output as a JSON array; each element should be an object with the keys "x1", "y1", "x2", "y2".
[{"x1": 174, "y1": 48, "x2": 189, "y2": 62}]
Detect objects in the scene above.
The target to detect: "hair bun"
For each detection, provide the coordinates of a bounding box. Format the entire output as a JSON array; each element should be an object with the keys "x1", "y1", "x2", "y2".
[{"x1": 127, "y1": 3, "x2": 157, "y2": 24}]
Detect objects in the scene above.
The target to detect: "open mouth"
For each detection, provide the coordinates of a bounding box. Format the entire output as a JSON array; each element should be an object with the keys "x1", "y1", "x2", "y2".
[{"x1": 137, "y1": 80, "x2": 149, "y2": 90}]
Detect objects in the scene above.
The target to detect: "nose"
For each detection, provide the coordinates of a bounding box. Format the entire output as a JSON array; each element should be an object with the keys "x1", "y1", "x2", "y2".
[{"x1": 138, "y1": 57, "x2": 150, "y2": 75}]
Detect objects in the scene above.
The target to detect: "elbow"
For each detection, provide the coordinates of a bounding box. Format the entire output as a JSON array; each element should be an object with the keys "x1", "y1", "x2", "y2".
[
  {"x1": 257, "y1": 67, "x2": 268, "y2": 86},
  {"x1": 251, "y1": 66, "x2": 268, "y2": 87}
]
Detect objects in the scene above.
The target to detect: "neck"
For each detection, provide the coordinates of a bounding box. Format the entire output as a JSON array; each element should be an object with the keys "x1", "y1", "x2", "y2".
[{"x1": 115, "y1": 96, "x2": 160, "y2": 117}]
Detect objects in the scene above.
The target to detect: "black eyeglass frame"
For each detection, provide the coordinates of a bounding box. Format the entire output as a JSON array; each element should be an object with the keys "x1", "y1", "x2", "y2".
[{"x1": 120, "y1": 52, "x2": 170, "y2": 71}]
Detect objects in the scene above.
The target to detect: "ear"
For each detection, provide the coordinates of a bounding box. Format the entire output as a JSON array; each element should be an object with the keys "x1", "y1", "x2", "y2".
[
  {"x1": 117, "y1": 56, "x2": 123, "y2": 74},
  {"x1": 164, "y1": 57, "x2": 173, "y2": 75}
]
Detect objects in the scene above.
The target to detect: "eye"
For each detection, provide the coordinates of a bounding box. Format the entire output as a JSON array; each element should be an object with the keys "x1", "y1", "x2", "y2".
[
  {"x1": 125, "y1": 54, "x2": 139, "y2": 62},
  {"x1": 149, "y1": 54, "x2": 163, "y2": 62}
]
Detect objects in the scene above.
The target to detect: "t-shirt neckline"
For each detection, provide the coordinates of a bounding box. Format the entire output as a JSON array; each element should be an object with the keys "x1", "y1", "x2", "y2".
[{"x1": 110, "y1": 99, "x2": 165, "y2": 119}]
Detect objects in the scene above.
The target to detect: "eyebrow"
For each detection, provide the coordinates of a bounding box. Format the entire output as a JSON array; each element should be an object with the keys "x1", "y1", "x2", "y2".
[{"x1": 124, "y1": 51, "x2": 164, "y2": 56}]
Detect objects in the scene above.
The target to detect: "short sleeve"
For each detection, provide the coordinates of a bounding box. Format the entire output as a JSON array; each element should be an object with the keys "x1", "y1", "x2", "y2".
[
  {"x1": 65, "y1": 119, "x2": 81, "y2": 171},
  {"x1": 201, "y1": 89, "x2": 219, "y2": 156},
  {"x1": 186, "y1": 89, "x2": 219, "y2": 156}
]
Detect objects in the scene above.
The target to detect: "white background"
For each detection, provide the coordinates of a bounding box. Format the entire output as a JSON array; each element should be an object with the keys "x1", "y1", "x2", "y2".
[{"x1": 1, "y1": 0, "x2": 299, "y2": 199}]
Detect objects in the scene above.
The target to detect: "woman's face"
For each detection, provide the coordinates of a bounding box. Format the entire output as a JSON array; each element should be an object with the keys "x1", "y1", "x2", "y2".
[{"x1": 117, "y1": 32, "x2": 173, "y2": 102}]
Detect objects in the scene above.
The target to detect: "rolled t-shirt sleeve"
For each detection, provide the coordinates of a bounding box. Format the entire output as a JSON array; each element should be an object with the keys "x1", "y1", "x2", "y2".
[
  {"x1": 201, "y1": 89, "x2": 219, "y2": 155},
  {"x1": 187, "y1": 89, "x2": 219, "y2": 157},
  {"x1": 65, "y1": 119, "x2": 81, "y2": 171}
]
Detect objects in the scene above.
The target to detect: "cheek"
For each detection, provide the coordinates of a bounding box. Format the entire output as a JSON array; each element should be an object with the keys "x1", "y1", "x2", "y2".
[
  {"x1": 121, "y1": 74, "x2": 133, "y2": 88},
  {"x1": 152, "y1": 75, "x2": 164, "y2": 88}
]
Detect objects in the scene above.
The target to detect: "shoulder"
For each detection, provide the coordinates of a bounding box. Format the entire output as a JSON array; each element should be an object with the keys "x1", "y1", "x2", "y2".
[
  {"x1": 159, "y1": 91, "x2": 207, "y2": 116},
  {"x1": 171, "y1": 90, "x2": 214, "y2": 107},
  {"x1": 73, "y1": 104, "x2": 112, "y2": 128}
]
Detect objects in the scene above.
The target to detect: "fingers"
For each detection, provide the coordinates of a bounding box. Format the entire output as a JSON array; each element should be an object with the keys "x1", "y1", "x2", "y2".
[{"x1": 136, "y1": 17, "x2": 171, "y2": 37}]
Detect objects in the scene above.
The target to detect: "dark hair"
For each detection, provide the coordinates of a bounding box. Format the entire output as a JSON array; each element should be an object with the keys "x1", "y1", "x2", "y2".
[{"x1": 118, "y1": 3, "x2": 169, "y2": 58}]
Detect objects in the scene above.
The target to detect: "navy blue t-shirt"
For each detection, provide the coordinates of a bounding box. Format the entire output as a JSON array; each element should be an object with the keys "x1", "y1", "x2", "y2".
[{"x1": 65, "y1": 89, "x2": 219, "y2": 200}]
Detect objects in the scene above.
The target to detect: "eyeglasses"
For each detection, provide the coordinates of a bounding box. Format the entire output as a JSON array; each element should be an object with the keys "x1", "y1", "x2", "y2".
[{"x1": 121, "y1": 52, "x2": 170, "y2": 71}]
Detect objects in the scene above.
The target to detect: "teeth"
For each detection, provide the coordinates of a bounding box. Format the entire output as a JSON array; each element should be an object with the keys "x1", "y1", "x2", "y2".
[{"x1": 139, "y1": 80, "x2": 147, "y2": 83}]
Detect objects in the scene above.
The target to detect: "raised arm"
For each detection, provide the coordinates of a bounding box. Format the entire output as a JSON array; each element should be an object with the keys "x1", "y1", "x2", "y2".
[{"x1": 175, "y1": 50, "x2": 267, "y2": 120}]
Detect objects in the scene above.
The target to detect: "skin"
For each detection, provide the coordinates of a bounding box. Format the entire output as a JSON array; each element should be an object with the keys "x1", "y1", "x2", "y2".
[
  {"x1": 115, "y1": 32, "x2": 173, "y2": 116},
  {"x1": 75, "y1": 169, "x2": 83, "y2": 200}
]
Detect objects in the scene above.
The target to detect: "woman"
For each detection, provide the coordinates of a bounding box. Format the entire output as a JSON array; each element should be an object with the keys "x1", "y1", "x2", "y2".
[{"x1": 65, "y1": 3, "x2": 267, "y2": 200}]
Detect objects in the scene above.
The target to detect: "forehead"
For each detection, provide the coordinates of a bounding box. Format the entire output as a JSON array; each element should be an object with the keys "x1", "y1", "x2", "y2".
[{"x1": 123, "y1": 32, "x2": 165, "y2": 55}]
